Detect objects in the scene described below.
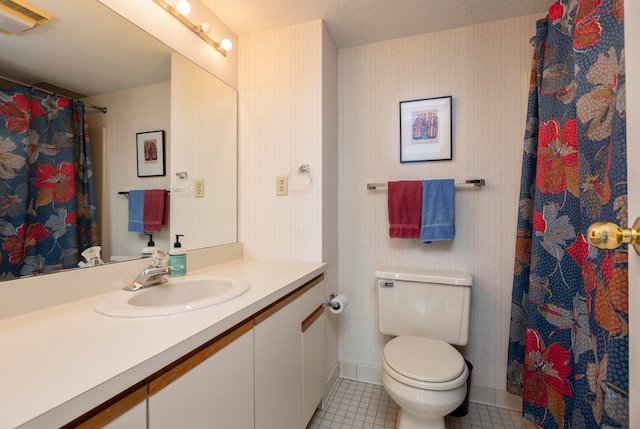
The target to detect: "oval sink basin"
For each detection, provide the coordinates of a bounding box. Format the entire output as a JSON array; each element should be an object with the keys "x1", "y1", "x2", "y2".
[{"x1": 94, "y1": 275, "x2": 250, "y2": 318}]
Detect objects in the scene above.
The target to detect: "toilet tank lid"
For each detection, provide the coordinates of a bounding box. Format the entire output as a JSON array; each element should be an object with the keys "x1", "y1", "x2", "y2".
[{"x1": 375, "y1": 266, "x2": 472, "y2": 286}]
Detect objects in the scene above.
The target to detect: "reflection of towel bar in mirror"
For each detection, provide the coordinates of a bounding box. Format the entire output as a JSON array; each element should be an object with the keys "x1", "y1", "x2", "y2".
[
  {"x1": 367, "y1": 179, "x2": 485, "y2": 190},
  {"x1": 118, "y1": 189, "x2": 183, "y2": 196}
]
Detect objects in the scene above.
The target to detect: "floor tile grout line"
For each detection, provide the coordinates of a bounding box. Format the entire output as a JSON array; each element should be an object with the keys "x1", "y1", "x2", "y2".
[{"x1": 308, "y1": 378, "x2": 539, "y2": 429}]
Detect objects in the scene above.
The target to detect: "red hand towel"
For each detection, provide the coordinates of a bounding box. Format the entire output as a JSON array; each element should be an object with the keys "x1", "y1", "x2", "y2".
[
  {"x1": 143, "y1": 189, "x2": 166, "y2": 233},
  {"x1": 387, "y1": 181, "x2": 422, "y2": 238}
]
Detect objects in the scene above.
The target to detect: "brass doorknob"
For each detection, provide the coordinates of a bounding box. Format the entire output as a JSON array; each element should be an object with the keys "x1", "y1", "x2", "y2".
[{"x1": 587, "y1": 217, "x2": 640, "y2": 255}]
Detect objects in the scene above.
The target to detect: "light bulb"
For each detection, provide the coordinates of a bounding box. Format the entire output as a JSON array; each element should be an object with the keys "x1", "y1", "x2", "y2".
[
  {"x1": 200, "y1": 22, "x2": 211, "y2": 34},
  {"x1": 220, "y1": 38, "x2": 233, "y2": 51},
  {"x1": 176, "y1": 0, "x2": 191, "y2": 15}
]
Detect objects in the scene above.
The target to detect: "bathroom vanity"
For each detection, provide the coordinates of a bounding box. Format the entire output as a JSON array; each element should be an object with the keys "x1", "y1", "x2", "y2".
[{"x1": 0, "y1": 254, "x2": 327, "y2": 429}]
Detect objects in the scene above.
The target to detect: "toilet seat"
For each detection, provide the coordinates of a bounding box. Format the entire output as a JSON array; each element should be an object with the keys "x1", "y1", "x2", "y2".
[{"x1": 382, "y1": 335, "x2": 468, "y2": 391}]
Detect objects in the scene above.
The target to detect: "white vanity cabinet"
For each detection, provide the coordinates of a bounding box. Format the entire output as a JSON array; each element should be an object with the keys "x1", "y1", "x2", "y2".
[
  {"x1": 254, "y1": 293, "x2": 303, "y2": 429},
  {"x1": 59, "y1": 272, "x2": 326, "y2": 429},
  {"x1": 147, "y1": 320, "x2": 254, "y2": 429},
  {"x1": 101, "y1": 394, "x2": 146, "y2": 429},
  {"x1": 300, "y1": 275, "x2": 327, "y2": 427},
  {"x1": 302, "y1": 306, "x2": 326, "y2": 426},
  {"x1": 254, "y1": 274, "x2": 326, "y2": 429}
]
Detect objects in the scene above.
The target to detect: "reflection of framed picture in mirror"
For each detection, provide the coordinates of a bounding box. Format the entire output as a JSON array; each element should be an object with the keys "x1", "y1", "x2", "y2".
[
  {"x1": 399, "y1": 96, "x2": 452, "y2": 163},
  {"x1": 136, "y1": 130, "x2": 165, "y2": 177}
]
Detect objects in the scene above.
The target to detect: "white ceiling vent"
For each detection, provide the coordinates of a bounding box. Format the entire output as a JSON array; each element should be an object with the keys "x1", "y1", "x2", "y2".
[{"x1": 0, "y1": 0, "x2": 51, "y2": 36}]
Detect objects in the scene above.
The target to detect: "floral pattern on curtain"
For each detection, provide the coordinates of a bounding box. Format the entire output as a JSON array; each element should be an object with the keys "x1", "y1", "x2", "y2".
[
  {"x1": 0, "y1": 88, "x2": 99, "y2": 280},
  {"x1": 507, "y1": 0, "x2": 628, "y2": 428}
]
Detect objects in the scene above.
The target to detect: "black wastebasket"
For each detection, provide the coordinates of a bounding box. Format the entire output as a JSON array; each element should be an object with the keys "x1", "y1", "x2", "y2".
[{"x1": 448, "y1": 359, "x2": 473, "y2": 417}]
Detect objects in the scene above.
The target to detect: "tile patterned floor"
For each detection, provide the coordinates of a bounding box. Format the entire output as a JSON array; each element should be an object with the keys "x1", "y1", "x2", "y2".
[{"x1": 307, "y1": 378, "x2": 539, "y2": 429}]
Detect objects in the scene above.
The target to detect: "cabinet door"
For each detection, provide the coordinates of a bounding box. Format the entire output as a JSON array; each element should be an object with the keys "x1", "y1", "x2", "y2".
[
  {"x1": 102, "y1": 397, "x2": 146, "y2": 429},
  {"x1": 254, "y1": 295, "x2": 302, "y2": 429},
  {"x1": 302, "y1": 307, "x2": 326, "y2": 427},
  {"x1": 148, "y1": 321, "x2": 254, "y2": 429}
]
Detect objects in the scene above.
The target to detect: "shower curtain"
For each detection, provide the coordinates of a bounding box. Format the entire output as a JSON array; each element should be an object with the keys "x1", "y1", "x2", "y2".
[
  {"x1": 0, "y1": 87, "x2": 99, "y2": 279},
  {"x1": 507, "y1": 0, "x2": 627, "y2": 428}
]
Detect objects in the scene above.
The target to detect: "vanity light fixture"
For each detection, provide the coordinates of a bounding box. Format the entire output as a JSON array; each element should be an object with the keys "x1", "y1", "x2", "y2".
[
  {"x1": 151, "y1": 0, "x2": 232, "y2": 57},
  {"x1": 220, "y1": 38, "x2": 233, "y2": 51},
  {"x1": 175, "y1": 0, "x2": 191, "y2": 15}
]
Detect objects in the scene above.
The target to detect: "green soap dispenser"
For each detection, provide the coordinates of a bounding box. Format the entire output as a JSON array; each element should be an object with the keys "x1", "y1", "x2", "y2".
[
  {"x1": 169, "y1": 234, "x2": 186, "y2": 276},
  {"x1": 141, "y1": 234, "x2": 160, "y2": 258}
]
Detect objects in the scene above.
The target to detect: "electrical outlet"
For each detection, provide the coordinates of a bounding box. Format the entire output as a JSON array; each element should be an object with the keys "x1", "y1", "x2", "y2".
[
  {"x1": 195, "y1": 179, "x2": 205, "y2": 198},
  {"x1": 277, "y1": 176, "x2": 288, "y2": 196}
]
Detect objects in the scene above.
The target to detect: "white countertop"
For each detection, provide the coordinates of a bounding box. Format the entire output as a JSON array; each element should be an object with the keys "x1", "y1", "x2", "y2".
[{"x1": 0, "y1": 259, "x2": 326, "y2": 429}]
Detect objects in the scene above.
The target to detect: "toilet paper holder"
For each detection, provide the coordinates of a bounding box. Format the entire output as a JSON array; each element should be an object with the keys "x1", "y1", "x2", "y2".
[{"x1": 325, "y1": 294, "x2": 340, "y2": 310}]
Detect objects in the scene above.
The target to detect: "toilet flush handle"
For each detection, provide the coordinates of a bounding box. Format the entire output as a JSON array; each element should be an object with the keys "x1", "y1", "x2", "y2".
[{"x1": 380, "y1": 281, "x2": 394, "y2": 288}]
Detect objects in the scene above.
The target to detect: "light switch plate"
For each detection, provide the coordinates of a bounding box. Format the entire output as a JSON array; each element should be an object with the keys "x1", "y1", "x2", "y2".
[
  {"x1": 195, "y1": 179, "x2": 205, "y2": 197},
  {"x1": 277, "y1": 176, "x2": 288, "y2": 196}
]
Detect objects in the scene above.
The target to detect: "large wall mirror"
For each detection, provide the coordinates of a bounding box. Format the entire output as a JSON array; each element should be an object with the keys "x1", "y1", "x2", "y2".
[{"x1": 0, "y1": 0, "x2": 238, "y2": 280}]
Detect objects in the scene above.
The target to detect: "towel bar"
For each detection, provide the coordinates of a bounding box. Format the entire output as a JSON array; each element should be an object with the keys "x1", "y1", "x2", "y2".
[
  {"x1": 118, "y1": 189, "x2": 182, "y2": 196},
  {"x1": 367, "y1": 179, "x2": 485, "y2": 190}
]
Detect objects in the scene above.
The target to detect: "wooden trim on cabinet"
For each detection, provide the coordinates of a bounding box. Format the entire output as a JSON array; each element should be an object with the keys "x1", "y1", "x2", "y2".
[
  {"x1": 254, "y1": 273, "x2": 324, "y2": 326},
  {"x1": 61, "y1": 383, "x2": 146, "y2": 429},
  {"x1": 297, "y1": 273, "x2": 324, "y2": 296},
  {"x1": 147, "y1": 318, "x2": 253, "y2": 395},
  {"x1": 301, "y1": 304, "x2": 324, "y2": 332}
]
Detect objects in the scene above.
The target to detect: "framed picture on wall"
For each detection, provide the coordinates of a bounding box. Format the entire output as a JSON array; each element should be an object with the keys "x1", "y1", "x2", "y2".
[
  {"x1": 399, "y1": 96, "x2": 452, "y2": 163},
  {"x1": 136, "y1": 130, "x2": 166, "y2": 177}
]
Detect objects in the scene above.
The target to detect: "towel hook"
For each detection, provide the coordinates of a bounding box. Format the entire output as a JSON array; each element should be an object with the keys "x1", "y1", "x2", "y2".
[{"x1": 288, "y1": 164, "x2": 313, "y2": 189}]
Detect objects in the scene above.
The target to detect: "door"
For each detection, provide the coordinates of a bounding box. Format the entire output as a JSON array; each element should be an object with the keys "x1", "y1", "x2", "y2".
[{"x1": 625, "y1": 2, "x2": 639, "y2": 427}]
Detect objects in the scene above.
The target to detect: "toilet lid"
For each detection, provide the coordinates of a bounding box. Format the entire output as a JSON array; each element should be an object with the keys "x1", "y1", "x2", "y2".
[{"x1": 383, "y1": 336, "x2": 465, "y2": 383}]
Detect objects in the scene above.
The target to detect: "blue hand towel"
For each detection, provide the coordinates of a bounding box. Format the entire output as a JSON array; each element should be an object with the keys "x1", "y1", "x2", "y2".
[
  {"x1": 127, "y1": 190, "x2": 145, "y2": 234},
  {"x1": 420, "y1": 179, "x2": 455, "y2": 243}
]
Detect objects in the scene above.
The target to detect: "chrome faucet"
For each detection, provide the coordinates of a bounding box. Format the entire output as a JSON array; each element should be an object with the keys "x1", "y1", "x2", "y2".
[{"x1": 124, "y1": 265, "x2": 174, "y2": 291}]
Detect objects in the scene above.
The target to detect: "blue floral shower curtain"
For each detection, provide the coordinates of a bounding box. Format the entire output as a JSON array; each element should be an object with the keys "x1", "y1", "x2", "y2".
[
  {"x1": 0, "y1": 88, "x2": 99, "y2": 279},
  {"x1": 507, "y1": 0, "x2": 628, "y2": 428}
]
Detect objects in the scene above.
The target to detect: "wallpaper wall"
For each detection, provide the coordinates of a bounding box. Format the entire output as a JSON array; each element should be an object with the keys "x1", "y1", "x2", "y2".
[
  {"x1": 238, "y1": 21, "x2": 325, "y2": 263},
  {"x1": 86, "y1": 82, "x2": 171, "y2": 259},
  {"x1": 338, "y1": 14, "x2": 541, "y2": 403},
  {"x1": 238, "y1": 20, "x2": 340, "y2": 387},
  {"x1": 170, "y1": 52, "x2": 238, "y2": 252},
  {"x1": 238, "y1": 12, "x2": 543, "y2": 406}
]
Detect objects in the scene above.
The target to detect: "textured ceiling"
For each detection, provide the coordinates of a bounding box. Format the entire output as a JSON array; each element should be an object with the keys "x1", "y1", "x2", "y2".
[{"x1": 200, "y1": 0, "x2": 553, "y2": 48}]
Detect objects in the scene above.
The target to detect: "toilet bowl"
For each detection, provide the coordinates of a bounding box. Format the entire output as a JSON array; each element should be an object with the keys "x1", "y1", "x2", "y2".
[
  {"x1": 382, "y1": 336, "x2": 469, "y2": 429},
  {"x1": 375, "y1": 266, "x2": 473, "y2": 429}
]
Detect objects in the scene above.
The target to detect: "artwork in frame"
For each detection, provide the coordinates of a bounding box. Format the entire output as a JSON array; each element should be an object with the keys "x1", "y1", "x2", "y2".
[
  {"x1": 399, "y1": 96, "x2": 452, "y2": 163},
  {"x1": 136, "y1": 130, "x2": 166, "y2": 177}
]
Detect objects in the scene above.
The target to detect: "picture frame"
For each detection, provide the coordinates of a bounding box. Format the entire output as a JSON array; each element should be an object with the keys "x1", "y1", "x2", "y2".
[
  {"x1": 399, "y1": 96, "x2": 452, "y2": 163},
  {"x1": 136, "y1": 130, "x2": 166, "y2": 177}
]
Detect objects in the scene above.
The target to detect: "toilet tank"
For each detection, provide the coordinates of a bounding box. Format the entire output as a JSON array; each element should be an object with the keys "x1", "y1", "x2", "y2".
[{"x1": 376, "y1": 266, "x2": 472, "y2": 346}]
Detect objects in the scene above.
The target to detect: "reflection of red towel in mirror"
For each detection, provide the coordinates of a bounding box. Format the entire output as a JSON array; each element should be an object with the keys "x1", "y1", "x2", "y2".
[
  {"x1": 143, "y1": 189, "x2": 166, "y2": 232},
  {"x1": 387, "y1": 181, "x2": 422, "y2": 238}
]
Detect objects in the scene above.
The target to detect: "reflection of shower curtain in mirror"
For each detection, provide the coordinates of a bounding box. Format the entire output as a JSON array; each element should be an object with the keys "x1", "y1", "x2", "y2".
[{"x1": 0, "y1": 88, "x2": 99, "y2": 279}]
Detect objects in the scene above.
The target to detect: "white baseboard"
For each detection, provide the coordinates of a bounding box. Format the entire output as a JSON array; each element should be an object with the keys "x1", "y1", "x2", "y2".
[
  {"x1": 469, "y1": 383, "x2": 523, "y2": 411},
  {"x1": 322, "y1": 361, "x2": 341, "y2": 408},
  {"x1": 338, "y1": 361, "x2": 522, "y2": 412},
  {"x1": 339, "y1": 361, "x2": 382, "y2": 385}
]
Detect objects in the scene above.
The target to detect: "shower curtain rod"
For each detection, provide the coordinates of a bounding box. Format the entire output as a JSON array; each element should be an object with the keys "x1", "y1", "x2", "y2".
[{"x1": 0, "y1": 75, "x2": 108, "y2": 114}]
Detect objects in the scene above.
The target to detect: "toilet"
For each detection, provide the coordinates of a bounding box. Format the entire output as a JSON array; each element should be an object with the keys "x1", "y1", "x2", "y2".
[{"x1": 376, "y1": 266, "x2": 472, "y2": 429}]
